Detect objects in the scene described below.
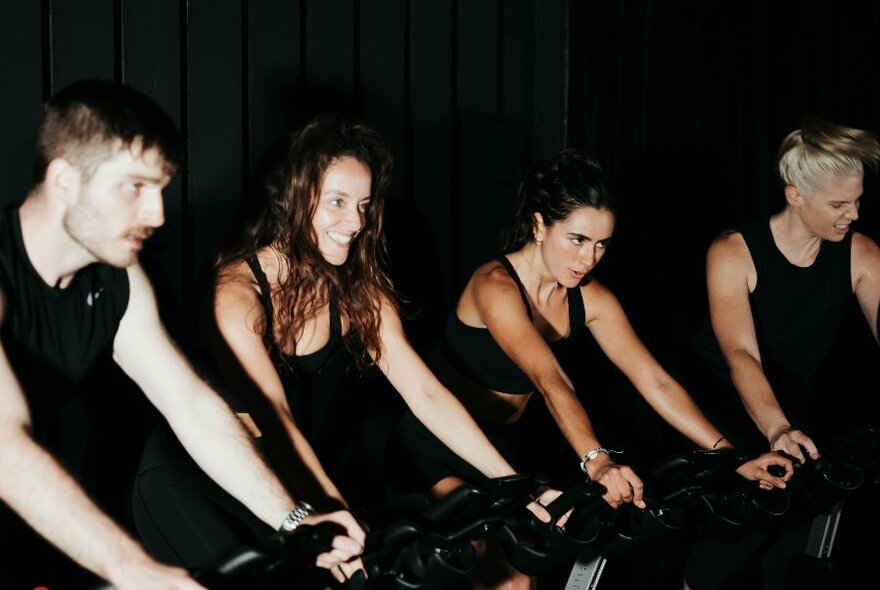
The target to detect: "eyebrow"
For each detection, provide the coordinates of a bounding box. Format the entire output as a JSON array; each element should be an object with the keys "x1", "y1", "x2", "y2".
[
  {"x1": 321, "y1": 189, "x2": 372, "y2": 199},
  {"x1": 124, "y1": 173, "x2": 168, "y2": 184},
  {"x1": 568, "y1": 232, "x2": 612, "y2": 242}
]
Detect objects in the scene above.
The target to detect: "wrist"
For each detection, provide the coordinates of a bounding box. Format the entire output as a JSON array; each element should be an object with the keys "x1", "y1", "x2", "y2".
[
  {"x1": 768, "y1": 424, "x2": 793, "y2": 447},
  {"x1": 278, "y1": 500, "x2": 316, "y2": 535},
  {"x1": 579, "y1": 447, "x2": 619, "y2": 480}
]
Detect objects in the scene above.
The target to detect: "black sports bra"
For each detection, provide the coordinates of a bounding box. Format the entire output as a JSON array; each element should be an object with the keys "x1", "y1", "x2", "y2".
[{"x1": 443, "y1": 255, "x2": 586, "y2": 394}]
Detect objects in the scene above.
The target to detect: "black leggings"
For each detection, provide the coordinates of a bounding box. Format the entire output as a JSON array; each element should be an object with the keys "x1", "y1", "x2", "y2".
[{"x1": 132, "y1": 422, "x2": 276, "y2": 570}]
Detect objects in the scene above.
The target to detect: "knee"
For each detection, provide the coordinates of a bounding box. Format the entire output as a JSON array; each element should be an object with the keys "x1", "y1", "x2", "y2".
[{"x1": 506, "y1": 570, "x2": 535, "y2": 590}]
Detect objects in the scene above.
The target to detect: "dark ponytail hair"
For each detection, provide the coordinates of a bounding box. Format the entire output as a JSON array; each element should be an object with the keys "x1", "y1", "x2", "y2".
[{"x1": 502, "y1": 148, "x2": 617, "y2": 252}]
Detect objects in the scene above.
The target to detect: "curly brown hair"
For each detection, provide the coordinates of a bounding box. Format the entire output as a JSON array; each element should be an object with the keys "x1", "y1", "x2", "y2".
[{"x1": 217, "y1": 112, "x2": 398, "y2": 370}]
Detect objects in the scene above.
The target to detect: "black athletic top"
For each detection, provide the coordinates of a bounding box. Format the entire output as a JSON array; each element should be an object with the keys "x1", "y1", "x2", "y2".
[
  {"x1": 695, "y1": 219, "x2": 852, "y2": 431},
  {"x1": 243, "y1": 255, "x2": 355, "y2": 462},
  {"x1": 443, "y1": 255, "x2": 586, "y2": 394},
  {"x1": 0, "y1": 204, "x2": 129, "y2": 447},
  {"x1": 245, "y1": 254, "x2": 341, "y2": 377}
]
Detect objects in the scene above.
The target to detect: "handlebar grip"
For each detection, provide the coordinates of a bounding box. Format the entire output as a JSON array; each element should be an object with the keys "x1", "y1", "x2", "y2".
[{"x1": 545, "y1": 479, "x2": 606, "y2": 522}]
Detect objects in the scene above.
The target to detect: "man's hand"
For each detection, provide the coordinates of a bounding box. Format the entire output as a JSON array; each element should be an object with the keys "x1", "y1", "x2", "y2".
[{"x1": 307, "y1": 510, "x2": 366, "y2": 576}]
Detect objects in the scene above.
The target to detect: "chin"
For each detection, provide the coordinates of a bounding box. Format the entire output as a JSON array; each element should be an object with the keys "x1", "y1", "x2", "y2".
[{"x1": 321, "y1": 253, "x2": 350, "y2": 266}]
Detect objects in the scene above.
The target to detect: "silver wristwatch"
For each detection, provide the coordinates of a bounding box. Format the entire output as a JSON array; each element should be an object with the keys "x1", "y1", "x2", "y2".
[{"x1": 279, "y1": 501, "x2": 316, "y2": 534}]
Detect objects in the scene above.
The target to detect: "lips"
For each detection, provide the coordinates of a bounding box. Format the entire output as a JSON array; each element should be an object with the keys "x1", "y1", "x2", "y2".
[
  {"x1": 328, "y1": 231, "x2": 355, "y2": 245},
  {"x1": 125, "y1": 228, "x2": 154, "y2": 249}
]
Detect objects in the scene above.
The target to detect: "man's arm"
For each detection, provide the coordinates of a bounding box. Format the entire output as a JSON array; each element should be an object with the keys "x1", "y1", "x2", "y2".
[
  {"x1": 0, "y1": 293, "x2": 204, "y2": 589},
  {"x1": 113, "y1": 265, "x2": 364, "y2": 555}
]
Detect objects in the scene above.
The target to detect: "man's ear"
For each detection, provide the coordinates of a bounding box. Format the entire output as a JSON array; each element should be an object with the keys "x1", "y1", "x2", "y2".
[
  {"x1": 784, "y1": 185, "x2": 805, "y2": 209},
  {"x1": 44, "y1": 158, "x2": 81, "y2": 204}
]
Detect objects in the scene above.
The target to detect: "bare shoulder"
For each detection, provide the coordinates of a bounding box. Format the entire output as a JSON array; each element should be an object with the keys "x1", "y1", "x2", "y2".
[
  {"x1": 851, "y1": 231, "x2": 880, "y2": 286},
  {"x1": 214, "y1": 255, "x2": 269, "y2": 319},
  {"x1": 579, "y1": 277, "x2": 624, "y2": 323},
  {"x1": 851, "y1": 231, "x2": 880, "y2": 261},
  {"x1": 707, "y1": 229, "x2": 747, "y2": 258},
  {"x1": 470, "y1": 258, "x2": 518, "y2": 295},
  {"x1": 463, "y1": 258, "x2": 524, "y2": 325},
  {"x1": 706, "y1": 229, "x2": 752, "y2": 275},
  {"x1": 580, "y1": 276, "x2": 613, "y2": 303}
]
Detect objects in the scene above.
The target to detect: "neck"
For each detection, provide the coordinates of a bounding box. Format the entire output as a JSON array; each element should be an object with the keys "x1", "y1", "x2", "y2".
[
  {"x1": 770, "y1": 209, "x2": 822, "y2": 267},
  {"x1": 19, "y1": 195, "x2": 91, "y2": 289},
  {"x1": 518, "y1": 244, "x2": 559, "y2": 292}
]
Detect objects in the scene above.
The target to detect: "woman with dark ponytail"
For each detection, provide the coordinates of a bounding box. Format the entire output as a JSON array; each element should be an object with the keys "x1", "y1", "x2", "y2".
[{"x1": 397, "y1": 148, "x2": 791, "y2": 588}]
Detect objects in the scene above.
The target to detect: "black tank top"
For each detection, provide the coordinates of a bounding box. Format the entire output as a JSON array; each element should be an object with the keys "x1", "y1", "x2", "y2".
[
  {"x1": 695, "y1": 219, "x2": 852, "y2": 429},
  {"x1": 243, "y1": 255, "x2": 351, "y2": 442},
  {"x1": 245, "y1": 255, "x2": 341, "y2": 376},
  {"x1": 443, "y1": 255, "x2": 586, "y2": 394},
  {"x1": 0, "y1": 205, "x2": 129, "y2": 447}
]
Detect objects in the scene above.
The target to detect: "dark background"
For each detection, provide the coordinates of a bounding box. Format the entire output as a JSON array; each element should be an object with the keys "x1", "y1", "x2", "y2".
[{"x1": 1, "y1": 1, "x2": 879, "y2": 588}]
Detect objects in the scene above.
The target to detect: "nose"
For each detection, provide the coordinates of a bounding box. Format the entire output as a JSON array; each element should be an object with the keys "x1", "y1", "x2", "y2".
[
  {"x1": 347, "y1": 203, "x2": 365, "y2": 233},
  {"x1": 579, "y1": 245, "x2": 598, "y2": 268},
  {"x1": 140, "y1": 189, "x2": 165, "y2": 228},
  {"x1": 848, "y1": 202, "x2": 859, "y2": 221}
]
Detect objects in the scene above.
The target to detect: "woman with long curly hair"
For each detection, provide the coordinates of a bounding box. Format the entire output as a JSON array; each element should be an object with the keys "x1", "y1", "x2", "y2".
[{"x1": 203, "y1": 112, "x2": 559, "y2": 582}]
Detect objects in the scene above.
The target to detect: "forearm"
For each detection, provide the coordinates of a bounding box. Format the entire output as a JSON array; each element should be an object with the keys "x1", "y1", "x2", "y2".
[
  {"x1": 409, "y1": 389, "x2": 516, "y2": 479},
  {"x1": 728, "y1": 356, "x2": 789, "y2": 442},
  {"x1": 639, "y1": 380, "x2": 725, "y2": 449},
  {"x1": 166, "y1": 386, "x2": 293, "y2": 529},
  {"x1": 279, "y1": 413, "x2": 347, "y2": 506},
  {"x1": 0, "y1": 429, "x2": 156, "y2": 582},
  {"x1": 535, "y1": 374, "x2": 603, "y2": 457}
]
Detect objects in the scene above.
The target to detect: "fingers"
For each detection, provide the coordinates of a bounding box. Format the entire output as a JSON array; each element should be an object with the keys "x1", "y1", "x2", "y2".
[
  {"x1": 324, "y1": 510, "x2": 368, "y2": 546},
  {"x1": 525, "y1": 499, "x2": 552, "y2": 523},
  {"x1": 527, "y1": 488, "x2": 573, "y2": 527},
  {"x1": 736, "y1": 451, "x2": 794, "y2": 488},
  {"x1": 772, "y1": 429, "x2": 820, "y2": 464},
  {"x1": 536, "y1": 487, "x2": 563, "y2": 506},
  {"x1": 333, "y1": 559, "x2": 366, "y2": 583},
  {"x1": 771, "y1": 453, "x2": 795, "y2": 479},
  {"x1": 556, "y1": 507, "x2": 574, "y2": 529},
  {"x1": 596, "y1": 465, "x2": 646, "y2": 509},
  {"x1": 627, "y1": 471, "x2": 647, "y2": 509},
  {"x1": 313, "y1": 525, "x2": 365, "y2": 570}
]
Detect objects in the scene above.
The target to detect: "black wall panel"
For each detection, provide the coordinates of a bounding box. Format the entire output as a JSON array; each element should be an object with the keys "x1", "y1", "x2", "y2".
[
  {"x1": 51, "y1": 0, "x2": 116, "y2": 91},
  {"x1": 0, "y1": 1, "x2": 43, "y2": 202},
  {"x1": 0, "y1": 0, "x2": 567, "y2": 340}
]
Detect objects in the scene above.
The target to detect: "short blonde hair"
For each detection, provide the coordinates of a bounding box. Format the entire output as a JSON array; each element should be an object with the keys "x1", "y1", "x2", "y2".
[{"x1": 777, "y1": 116, "x2": 880, "y2": 197}]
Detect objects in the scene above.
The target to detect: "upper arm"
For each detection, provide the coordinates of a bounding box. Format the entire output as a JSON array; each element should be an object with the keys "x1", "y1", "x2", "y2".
[
  {"x1": 212, "y1": 272, "x2": 289, "y2": 409},
  {"x1": 580, "y1": 280, "x2": 670, "y2": 388},
  {"x1": 852, "y1": 232, "x2": 880, "y2": 342},
  {"x1": 373, "y1": 300, "x2": 448, "y2": 409},
  {"x1": 0, "y1": 290, "x2": 32, "y2": 432},
  {"x1": 113, "y1": 265, "x2": 208, "y2": 414},
  {"x1": 705, "y1": 233, "x2": 761, "y2": 363},
  {"x1": 472, "y1": 270, "x2": 565, "y2": 387}
]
